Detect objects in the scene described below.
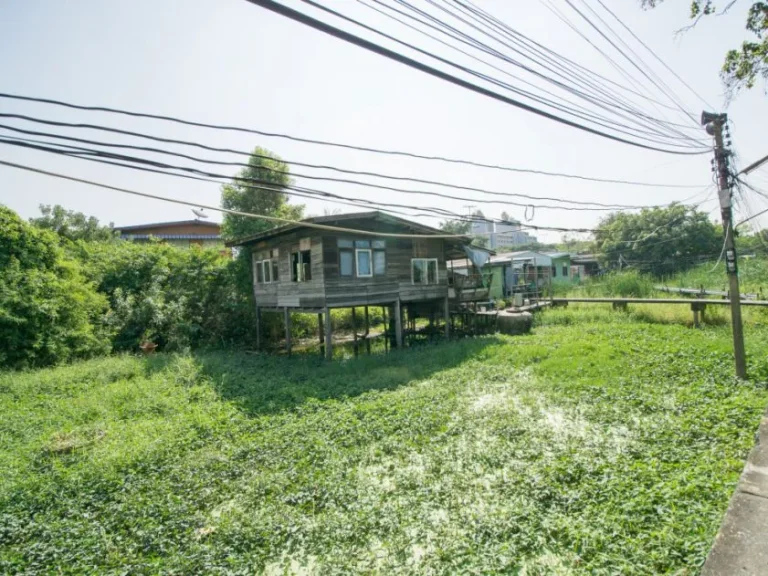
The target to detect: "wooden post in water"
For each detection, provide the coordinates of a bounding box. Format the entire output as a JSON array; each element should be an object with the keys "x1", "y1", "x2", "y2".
[
  {"x1": 284, "y1": 307, "x2": 292, "y2": 356},
  {"x1": 324, "y1": 307, "x2": 332, "y2": 360}
]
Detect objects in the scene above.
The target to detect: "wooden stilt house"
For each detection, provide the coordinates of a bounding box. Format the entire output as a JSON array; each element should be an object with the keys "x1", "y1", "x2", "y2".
[{"x1": 227, "y1": 211, "x2": 486, "y2": 358}]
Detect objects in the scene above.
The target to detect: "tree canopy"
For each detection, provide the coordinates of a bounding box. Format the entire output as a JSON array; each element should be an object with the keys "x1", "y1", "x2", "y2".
[
  {"x1": 220, "y1": 147, "x2": 304, "y2": 240},
  {"x1": 30, "y1": 204, "x2": 116, "y2": 242},
  {"x1": 643, "y1": 1, "x2": 768, "y2": 95},
  {"x1": 594, "y1": 204, "x2": 722, "y2": 276},
  {"x1": 439, "y1": 219, "x2": 472, "y2": 234}
]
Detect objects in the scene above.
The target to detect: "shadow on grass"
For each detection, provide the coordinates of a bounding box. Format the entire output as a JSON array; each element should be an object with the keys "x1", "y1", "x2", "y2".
[{"x1": 191, "y1": 336, "x2": 502, "y2": 417}]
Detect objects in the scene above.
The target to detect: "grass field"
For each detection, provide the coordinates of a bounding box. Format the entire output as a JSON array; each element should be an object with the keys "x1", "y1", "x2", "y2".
[{"x1": 2, "y1": 308, "x2": 768, "y2": 574}]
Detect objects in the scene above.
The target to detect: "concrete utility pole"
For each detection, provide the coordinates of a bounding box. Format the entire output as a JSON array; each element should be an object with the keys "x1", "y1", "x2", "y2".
[{"x1": 702, "y1": 111, "x2": 746, "y2": 379}]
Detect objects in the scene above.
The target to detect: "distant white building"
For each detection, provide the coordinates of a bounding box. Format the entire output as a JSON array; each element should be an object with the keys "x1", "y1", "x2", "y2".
[{"x1": 471, "y1": 218, "x2": 537, "y2": 250}]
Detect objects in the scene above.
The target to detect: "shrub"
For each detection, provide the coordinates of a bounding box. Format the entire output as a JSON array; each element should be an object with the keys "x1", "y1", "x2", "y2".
[
  {"x1": 0, "y1": 207, "x2": 110, "y2": 369},
  {"x1": 584, "y1": 271, "x2": 654, "y2": 298}
]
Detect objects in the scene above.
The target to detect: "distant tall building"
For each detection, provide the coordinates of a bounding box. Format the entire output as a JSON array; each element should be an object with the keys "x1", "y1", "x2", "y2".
[{"x1": 471, "y1": 218, "x2": 537, "y2": 249}]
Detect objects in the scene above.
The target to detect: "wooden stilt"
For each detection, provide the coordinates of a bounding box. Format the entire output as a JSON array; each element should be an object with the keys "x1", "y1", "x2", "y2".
[
  {"x1": 443, "y1": 297, "x2": 450, "y2": 339},
  {"x1": 364, "y1": 306, "x2": 371, "y2": 354},
  {"x1": 318, "y1": 313, "x2": 325, "y2": 356},
  {"x1": 394, "y1": 299, "x2": 403, "y2": 348},
  {"x1": 352, "y1": 307, "x2": 358, "y2": 357},
  {"x1": 284, "y1": 307, "x2": 292, "y2": 356},
  {"x1": 255, "y1": 306, "x2": 261, "y2": 351},
  {"x1": 383, "y1": 306, "x2": 389, "y2": 352},
  {"x1": 324, "y1": 307, "x2": 332, "y2": 360}
]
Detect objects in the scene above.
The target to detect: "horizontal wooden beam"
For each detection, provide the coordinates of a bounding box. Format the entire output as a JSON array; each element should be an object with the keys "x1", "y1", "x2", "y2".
[{"x1": 551, "y1": 298, "x2": 768, "y2": 307}]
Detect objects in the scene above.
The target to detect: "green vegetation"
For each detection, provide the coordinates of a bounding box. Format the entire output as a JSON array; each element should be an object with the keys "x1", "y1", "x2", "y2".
[
  {"x1": 0, "y1": 207, "x2": 110, "y2": 369},
  {"x1": 665, "y1": 257, "x2": 768, "y2": 296},
  {"x1": 219, "y1": 146, "x2": 304, "y2": 240},
  {"x1": 594, "y1": 204, "x2": 722, "y2": 276},
  {"x1": 2, "y1": 309, "x2": 767, "y2": 574}
]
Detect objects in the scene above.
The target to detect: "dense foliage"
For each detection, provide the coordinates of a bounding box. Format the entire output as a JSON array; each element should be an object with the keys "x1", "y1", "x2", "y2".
[
  {"x1": 0, "y1": 206, "x2": 110, "y2": 369},
  {"x1": 594, "y1": 204, "x2": 722, "y2": 276},
  {"x1": 2, "y1": 312, "x2": 767, "y2": 573},
  {"x1": 29, "y1": 204, "x2": 117, "y2": 242},
  {"x1": 219, "y1": 146, "x2": 304, "y2": 240}
]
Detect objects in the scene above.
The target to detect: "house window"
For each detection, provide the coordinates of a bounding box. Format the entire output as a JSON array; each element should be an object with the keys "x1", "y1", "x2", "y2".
[
  {"x1": 340, "y1": 250, "x2": 354, "y2": 276},
  {"x1": 338, "y1": 238, "x2": 386, "y2": 277},
  {"x1": 253, "y1": 249, "x2": 279, "y2": 284},
  {"x1": 562, "y1": 264, "x2": 568, "y2": 277},
  {"x1": 291, "y1": 250, "x2": 312, "y2": 282},
  {"x1": 373, "y1": 250, "x2": 386, "y2": 275},
  {"x1": 412, "y1": 258, "x2": 438, "y2": 285},
  {"x1": 356, "y1": 249, "x2": 372, "y2": 277},
  {"x1": 551, "y1": 265, "x2": 557, "y2": 278}
]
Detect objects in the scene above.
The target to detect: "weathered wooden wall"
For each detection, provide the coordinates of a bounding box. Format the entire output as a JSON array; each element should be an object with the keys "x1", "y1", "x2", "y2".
[
  {"x1": 320, "y1": 218, "x2": 448, "y2": 307},
  {"x1": 248, "y1": 218, "x2": 450, "y2": 310},
  {"x1": 250, "y1": 230, "x2": 325, "y2": 309}
]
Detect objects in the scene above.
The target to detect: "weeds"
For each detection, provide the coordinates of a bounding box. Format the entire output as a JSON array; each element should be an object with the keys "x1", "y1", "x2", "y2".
[{"x1": 1, "y1": 313, "x2": 767, "y2": 573}]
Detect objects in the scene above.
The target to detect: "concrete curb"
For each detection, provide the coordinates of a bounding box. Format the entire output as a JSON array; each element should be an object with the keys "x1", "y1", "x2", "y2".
[{"x1": 702, "y1": 409, "x2": 768, "y2": 575}]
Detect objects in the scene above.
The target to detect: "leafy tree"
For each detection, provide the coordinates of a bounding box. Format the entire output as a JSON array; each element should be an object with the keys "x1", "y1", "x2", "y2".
[
  {"x1": 30, "y1": 204, "x2": 116, "y2": 242},
  {"x1": 642, "y1": 1, "x2": 768, "y2": 95},
  {"x1": 220, "y1": 147, "x2": 304, "y2": 240},
  {"x1": 501, "y1": 211, "x2": 512, "y2": 222},
  {"x1": 594, "y1": 203, "x2": 722, "y2": 276},
  {"x1": 439, "y1": 219, "x2": 472, "y2": 234},
  {"x1": 0, "y1": 206, "x2": 110, "y2": 368}
]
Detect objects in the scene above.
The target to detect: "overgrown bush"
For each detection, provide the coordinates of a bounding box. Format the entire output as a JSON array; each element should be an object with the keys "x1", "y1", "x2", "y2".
[
  {"x1": 73, "y1": 240, "x2": 258, "y2": 351},
  {"x1": 583, "y1": 271, "x2": 654, "y2": 298},
  {"x1": 0, "y1": 207, "x2": 110, "y2": 369}
]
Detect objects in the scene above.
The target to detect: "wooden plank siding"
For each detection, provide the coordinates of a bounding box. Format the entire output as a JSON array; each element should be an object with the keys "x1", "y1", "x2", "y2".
[
  {"x1": 247, "y1": 216, "x2": 453, "y2": 310},
  {"x1": 250, "y1": 231, "x2": 326, "y2": 309}
]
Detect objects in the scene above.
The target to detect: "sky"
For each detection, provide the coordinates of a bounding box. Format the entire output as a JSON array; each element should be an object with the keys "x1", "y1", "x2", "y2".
[{"x1": 0, "y1": 0, "x2": 766, "y2": 243}]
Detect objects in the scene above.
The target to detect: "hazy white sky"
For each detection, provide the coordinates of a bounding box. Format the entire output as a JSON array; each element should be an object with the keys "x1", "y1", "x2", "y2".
[{"x1": 1, "y1": 0, "x2": 766, "y2": 242}]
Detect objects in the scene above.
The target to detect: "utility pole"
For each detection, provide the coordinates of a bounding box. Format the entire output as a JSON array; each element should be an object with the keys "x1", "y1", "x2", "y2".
[{"x1": 702, "y1": 111, "x2": 746, "y2": 378}]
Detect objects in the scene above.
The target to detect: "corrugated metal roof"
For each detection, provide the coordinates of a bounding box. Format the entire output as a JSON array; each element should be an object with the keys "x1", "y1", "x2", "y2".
[
  {"x1": 226, "y1": 211, "x2": 468, "y2": 247},
  {"x1": 121, "y1": 234, "x2": 222, "y2": 240},
  {"x1": 116, "y1": 220, "x2": 221, "y2": 232}
]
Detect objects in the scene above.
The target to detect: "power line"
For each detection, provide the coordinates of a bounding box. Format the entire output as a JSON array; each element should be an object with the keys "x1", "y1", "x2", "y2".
[
  {"x1": 0, "y1": 159, "x2": 471, "y2": 239},
  {"x1": 362, "y1": 0, "x2": 702, "y2": 144},
  {"x1": 0, "y1": 93, "x2": 710, "y2": 184},
  {"x1": 590, "y1": 0, "x2": 714, "y2": 110},
  {"x1": 458, "y1": 0, "x2": 689, "y2": 115},
  {"x1": 0, "y1": 156, "x2": 612, "y2": 234},
  {"x1": 240, "y1": 0, "x2": 708, "y2": 154},
  {"x1": 2, "y1": 137, "x2": 616, "y2": 233},
  {"x1": 562, "y1": 0, "x2": 699, "y2": 126},
  {"x1": 299, "y1": 0, "x2": 707, "y2": 150},
  {"x1": 409, "y1": 0, "x2": 706, "y2": 144},
  {"x1": 0, "y1": 120, "x2": 690, "y2": 209},
  {"x1": 540, "y1": 0, "x2": 698, "y2": 135}
]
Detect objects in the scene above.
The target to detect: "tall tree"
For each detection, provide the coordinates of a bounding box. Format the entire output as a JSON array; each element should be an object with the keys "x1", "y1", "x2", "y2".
[
  {"x1": 220, "y1": 147, "x2": 304, "y2": 239},
  {"x1": 594, "y1": 204, "x2": 722, "y2": 276},
  {"x1": 642, "y1": 1, "x2": 768, "y2": 95},
  {"x1": 439, "y1": 219, "x2": 472, "y2": 234},
  {"x1": 30, "y1": 204, "x2": 116, "y2": 242}
]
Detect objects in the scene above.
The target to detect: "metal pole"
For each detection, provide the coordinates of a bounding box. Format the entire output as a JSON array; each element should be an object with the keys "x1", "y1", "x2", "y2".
[{"x1": 706, "y1": 112, "x2": 747, "y2": 378}]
